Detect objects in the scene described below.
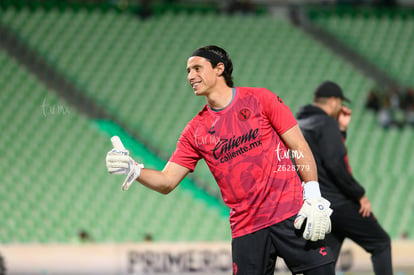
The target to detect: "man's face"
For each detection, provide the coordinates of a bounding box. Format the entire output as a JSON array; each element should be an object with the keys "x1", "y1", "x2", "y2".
[
  {"x1": 332, "y1": 98, "x2": 343, "y2": 119},
  {"x1": 186, "y1": 56, "x2": 220, "y2": 96}
]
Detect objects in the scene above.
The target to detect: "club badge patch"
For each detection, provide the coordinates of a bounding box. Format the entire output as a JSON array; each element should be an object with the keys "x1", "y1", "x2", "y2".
[{"x1": 238, "y1": 108, "x2": 251, "y2": 121}]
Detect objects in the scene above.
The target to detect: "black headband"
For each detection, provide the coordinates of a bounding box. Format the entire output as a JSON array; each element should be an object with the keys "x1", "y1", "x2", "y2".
[{"x1": 191, "y1": 49, "x2": 224, "y2": 65}]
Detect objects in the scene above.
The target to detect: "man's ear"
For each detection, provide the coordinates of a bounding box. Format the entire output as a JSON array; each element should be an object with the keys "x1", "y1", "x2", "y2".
[
  {"x1": 328, "y1": 97, "x2": 337, "y2": 108},
  {"x1": 215, "y1": 62, "x2": 225, "y2": 76}
]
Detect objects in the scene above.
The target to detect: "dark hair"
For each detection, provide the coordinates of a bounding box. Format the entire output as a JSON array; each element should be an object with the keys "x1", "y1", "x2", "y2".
[{"x1": 191, "y1": 45, "x2": 234, "y2": 87}]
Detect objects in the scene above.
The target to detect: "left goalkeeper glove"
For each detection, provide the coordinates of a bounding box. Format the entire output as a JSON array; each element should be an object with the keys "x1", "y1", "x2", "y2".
[{"x1": 294, "y1": 181, "x2": 333, "y2": 241}]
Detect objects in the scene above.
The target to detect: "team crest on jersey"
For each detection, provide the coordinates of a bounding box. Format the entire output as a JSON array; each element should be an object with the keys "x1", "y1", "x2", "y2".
[{"x1": 238, "y1": 108, "x2": 251, "y2": 121}]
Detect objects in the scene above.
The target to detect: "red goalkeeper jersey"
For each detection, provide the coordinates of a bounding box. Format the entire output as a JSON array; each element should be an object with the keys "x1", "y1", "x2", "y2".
[{"x1": 170, "y1": 87, "x2": 303, "y2": 238}]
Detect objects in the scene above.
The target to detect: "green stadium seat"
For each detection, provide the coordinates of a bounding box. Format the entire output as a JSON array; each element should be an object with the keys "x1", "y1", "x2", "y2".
[
  {"x1": 312, "y1": 9, "x2": 414, "y2": 87},
  {"x1": 0, "y1": 48, "x2": 230, "y2": 243},
  {"x1": 1, "y1": 5, "x2": 413, "y2": 241}
]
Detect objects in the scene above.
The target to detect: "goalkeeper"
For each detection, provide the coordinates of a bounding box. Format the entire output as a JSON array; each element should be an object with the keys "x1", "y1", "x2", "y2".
[
  {"x1": 106, "y1": 45, "x2": 335, "y2": 275},
  {"x1": 296, "y1": 81, "x2": 393, "y2": 275}
]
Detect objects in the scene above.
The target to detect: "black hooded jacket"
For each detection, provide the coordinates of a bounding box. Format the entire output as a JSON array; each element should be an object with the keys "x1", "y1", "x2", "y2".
[{"x1": 296, "y1": 104, "x2": 365, "y2": 207}]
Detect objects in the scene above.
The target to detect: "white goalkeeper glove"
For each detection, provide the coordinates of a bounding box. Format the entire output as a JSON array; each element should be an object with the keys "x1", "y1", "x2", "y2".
[
  {"x1": 106, "y1": 136, "x2": 144, "y2": 191},
  {"x1": 294, "y1": 181, "x2": 333, "y2": 241}
]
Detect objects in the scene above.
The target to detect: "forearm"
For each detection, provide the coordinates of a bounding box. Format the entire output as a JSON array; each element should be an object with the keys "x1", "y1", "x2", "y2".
[
  {"x1": 137, "y1": 169, "x2": 176, "y2": 194},
  {"x1": 293, "y1": 144, "x2": 318, "y2": 183},
  {"x1": 280, "y1": 125, "x2": 318, "y2": 183},
  {"x1": 137, "y1": 162, "x2": 189, "y2": 195},
  {"x1": 325, "y1": 158, "x2": 365, "y2": 201},
  {"x1": 106, "y1": 137, "x2": 191, "y2": 193}
]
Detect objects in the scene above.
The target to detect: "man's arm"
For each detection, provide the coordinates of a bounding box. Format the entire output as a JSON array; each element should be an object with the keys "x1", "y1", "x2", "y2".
[
  {"x1": 106, "y1": 140, "x2": 191, "y2": 194},
  {"x1": 137, "y1": 162, "x2": 191, "y2": 194},
  {"x1": 320, "y1": 108, "x2": 366, "y2": 202},
  {"x1": 338, "y1": 106, "x2": 371, "y2": 217},
  {"x1": 280, "y1": 124, "x2": 318, "y2": 182},
  {"x1": 282, "y1": 124, "x2": 332, "y2": 241}
]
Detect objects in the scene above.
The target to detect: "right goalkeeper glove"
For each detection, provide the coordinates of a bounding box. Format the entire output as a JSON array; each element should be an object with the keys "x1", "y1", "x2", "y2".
[
  {"x1": 294, "y1": 181, "x2": 333, "y2": 241},
  {"x1": 106, "y1": 136, "x2": 144, "y2": 191}
]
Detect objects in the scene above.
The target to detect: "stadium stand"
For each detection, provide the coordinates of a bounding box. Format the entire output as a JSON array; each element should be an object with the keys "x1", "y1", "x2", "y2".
[
  {"x1": 0, "y1": 6, "x2": 376, "y2": 194},
  {"x1": 0, "y1": 48, "x2": 230, "y2": 243},
  {"x1": 0, "y1": 3, "x2": 413, "y2": 243},
  {"x1": 309, "y1": 7, "x2": 414, "y2": 87}
]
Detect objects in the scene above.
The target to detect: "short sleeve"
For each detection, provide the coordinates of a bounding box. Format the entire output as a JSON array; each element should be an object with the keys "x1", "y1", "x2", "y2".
[
  {"x1": 169, "y1": 124, "x2": 202, "y2": 172},
  {"x1": 260, "y1": 89, "x2": 298, "y2": 135}
]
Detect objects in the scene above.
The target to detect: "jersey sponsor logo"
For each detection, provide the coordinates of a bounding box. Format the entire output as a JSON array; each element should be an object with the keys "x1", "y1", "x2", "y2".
[
  {"x1": 238, "y1": 108, "x2": 251, "y2": 121},
  {"x1": 195, "y1": 134, "x2": 221, "y2": 147},
  {"x1": 212, "y1": 128, "x2": 261, "y2": 163}
]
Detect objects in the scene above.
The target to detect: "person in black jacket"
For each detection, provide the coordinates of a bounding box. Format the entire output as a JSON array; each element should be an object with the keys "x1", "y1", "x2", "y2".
[{"x1": 296, "y1": 81, "x2": 393, "y2": 275}]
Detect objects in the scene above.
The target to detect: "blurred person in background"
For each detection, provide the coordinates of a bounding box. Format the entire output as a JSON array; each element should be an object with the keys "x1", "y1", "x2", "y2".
[
  {"x1": 78, "y1": 229, "x2": 94, "y2": 243},
  {"x1": 365, "y1": 89, "x2": 381, "y2": 112},
  {"x1": 0, "y1": 252, "x2": 5, "y2": 275},
  {"x1": 106, "y1": 45, "x2": 335, "y2": 275},
  {"x1": 296, "y1": 81, "x2": 393, "y2": 275},
  {"x1": 403, "y1": 87, "x2": 414, "y2": 127},
  {"x1": 71, "y1": 229, "x2": 94, "y2": 244}
]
